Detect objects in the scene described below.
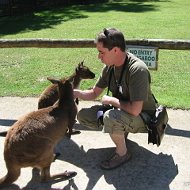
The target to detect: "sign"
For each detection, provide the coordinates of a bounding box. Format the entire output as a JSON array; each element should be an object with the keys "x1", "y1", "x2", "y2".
[{"x1": 127, "y1": 45, "x2": 159, "y2": 70}]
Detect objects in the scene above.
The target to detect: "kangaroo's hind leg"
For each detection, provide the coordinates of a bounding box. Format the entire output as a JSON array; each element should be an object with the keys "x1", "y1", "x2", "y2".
[
  {"x1": 50, "y1": 171, "x2": 77, "y2": 181},
  {"x1": 66, "y1": 109, "x2": 80, "y2": 138},
  {"x1": 40, "y1": 165, "x2": 51, "y2": 182},
  {"x1": 39, "y1": 151, "x2": 55, "y2": 182},
  {"x1": 40, "y1": 162, "x2": 77, "y2": 182}
]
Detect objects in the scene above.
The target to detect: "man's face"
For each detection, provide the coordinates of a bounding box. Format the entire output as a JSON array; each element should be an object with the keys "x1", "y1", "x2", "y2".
[{"x1": 96, "y1": 42, "x2": 115, "y2": 66}]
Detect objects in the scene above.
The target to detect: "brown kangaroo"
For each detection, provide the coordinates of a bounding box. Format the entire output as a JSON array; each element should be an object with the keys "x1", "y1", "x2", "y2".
[
  {"x1": 0, "y1": 78, "x2": 77, "y2": 187},
  {"x1": 38, "y1": 60, "x2": 95, "y2": 109}
]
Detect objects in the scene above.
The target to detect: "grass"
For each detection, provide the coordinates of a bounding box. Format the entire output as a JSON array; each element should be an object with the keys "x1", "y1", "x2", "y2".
[{"x1": 0, "y1": 0, "x2": 190, "y2": 109}]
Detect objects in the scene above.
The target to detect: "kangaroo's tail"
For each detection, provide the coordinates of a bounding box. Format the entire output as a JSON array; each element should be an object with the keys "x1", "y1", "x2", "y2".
[{"x1": 0, "y1": 167, "x2": 20, "y2": 186}]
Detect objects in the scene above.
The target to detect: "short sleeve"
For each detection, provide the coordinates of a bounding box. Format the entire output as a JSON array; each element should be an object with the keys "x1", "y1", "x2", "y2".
[
  {"x1": 129, "y1": 68, "x2": 150, "y2": 101},
  {"x1": 95, "y1": 66, "x2": 111, "y2": 89}
]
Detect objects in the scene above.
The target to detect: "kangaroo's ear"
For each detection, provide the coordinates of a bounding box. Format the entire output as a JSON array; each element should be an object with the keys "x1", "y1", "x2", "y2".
[
  {"x1": 78, "y1": 63, "x2": 81, "y2": 68},
  {"x1": 76, "y1": 66, "x2": 79, "y2": 72},
  {"x1": 78, "y1": 59, "x2": 84, "y2": 67},
  {"x1": 81, "y1": 59, "x2": 84, "y2": 66},
  {"x1": 47, "y1": 77, "x2": 60, "y2": 84},
  {"x1": 77, "y1": 62, "x2": 83, "y2": 71},
  {"x1": 64, "y1": 79, "x2": 72, "y2": 85}
]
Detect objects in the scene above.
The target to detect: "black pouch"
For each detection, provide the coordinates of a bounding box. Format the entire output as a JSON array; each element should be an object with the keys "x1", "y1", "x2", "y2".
[
  {"x1": 148, "y1": 105, "x2": 168, "y2": 146},
  {"x1": 97, "y1": 105, "x2": 113, "y2": 127}
]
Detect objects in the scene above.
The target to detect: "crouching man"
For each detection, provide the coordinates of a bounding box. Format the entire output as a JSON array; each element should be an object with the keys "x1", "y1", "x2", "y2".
[{"x1": 74, "y1": 27, "x2": 156, "y2": 170}]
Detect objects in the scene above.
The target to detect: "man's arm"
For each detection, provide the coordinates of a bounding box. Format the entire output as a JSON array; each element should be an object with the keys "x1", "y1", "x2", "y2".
[
  {"x1": 101, "y1": 95, "x2": 143, "y2": 116},
  {"x1": 74, "y1": 86, "x2": 104, "y2": 101}
]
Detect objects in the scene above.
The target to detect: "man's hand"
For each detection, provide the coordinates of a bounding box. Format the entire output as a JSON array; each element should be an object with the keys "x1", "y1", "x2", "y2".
[
  {"x1": 101, "y1": 95, "x2": 118, "y2": 105},
  {"x1": 101, "y1": 95, "x2": 143, "y2": 117},
  {"x1": 73, "y1": 87, "x2": 104, "y2": 101}
]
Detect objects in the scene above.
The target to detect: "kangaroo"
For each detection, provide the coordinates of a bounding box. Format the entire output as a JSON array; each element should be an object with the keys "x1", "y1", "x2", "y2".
[
  {"x1": 0, "y1": 78, "x2": 77, "y2": 186},
  {"x1": 38, "y1": 60, "x2": 95, "y2": 109}
]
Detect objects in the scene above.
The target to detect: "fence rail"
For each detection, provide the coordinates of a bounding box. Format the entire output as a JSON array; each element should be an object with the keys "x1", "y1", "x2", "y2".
[{"x1": 0, "y1": 39, "x2": 190, "y2": 50}]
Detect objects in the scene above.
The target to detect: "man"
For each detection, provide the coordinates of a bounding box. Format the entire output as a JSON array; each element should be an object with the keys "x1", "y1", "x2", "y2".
[{"x1": 74, "y1": 28, "x2": 156, "y2": 170}]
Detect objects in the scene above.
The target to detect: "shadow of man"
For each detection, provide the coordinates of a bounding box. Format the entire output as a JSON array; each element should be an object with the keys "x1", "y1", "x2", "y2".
[
  {"x1": 166, "y1": 124, "x2": 190, "y2": 138},
  {"x1": 0, "y1": 120, "x2": 178, "y2": 190},
  {"x1": 0, "y1": 136, "x2": 178, "y2": 190},
  {"x1": 102, "y1": 139, "x2": 178, "y2": 190},
  {"x1": 55, "y1": 137, "x2": 178, "y2": 190}
]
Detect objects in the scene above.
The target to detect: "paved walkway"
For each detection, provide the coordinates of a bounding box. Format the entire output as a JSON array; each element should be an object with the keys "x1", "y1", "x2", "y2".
[{"x1": 0, "y1": 97, "x2": 190, "y2": 190}]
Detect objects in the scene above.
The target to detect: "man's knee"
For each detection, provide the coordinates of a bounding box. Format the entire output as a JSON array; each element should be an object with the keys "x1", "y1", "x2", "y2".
[
  {"x1": 103, "y1": 109, "x2": 121, "y2": 125},
  {"x1": 77, "y1": 108, "x2": 98, "y2": 129},
  {"x1": 103, "y1": 110, "x2": 123, "y2": 134},
  {"x1": 77, "y1": 108, "x2": 86, "y2": 123}
]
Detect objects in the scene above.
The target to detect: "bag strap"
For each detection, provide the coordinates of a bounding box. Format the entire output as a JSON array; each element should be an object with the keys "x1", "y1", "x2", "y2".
[
  {"x1": 147, "y1": 71, "x2": 158, "y2": 105},
  {"x1": 107, "y1": 57, "x2": 128, "y2": 96},
  {"x1": 152, "y1": 93, "x2": 158, "y2": 104}
]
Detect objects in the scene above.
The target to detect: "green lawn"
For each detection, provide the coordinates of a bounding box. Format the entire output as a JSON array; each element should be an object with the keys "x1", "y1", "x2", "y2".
[{"x1": 0, "y1": 0, "x2": 190, "y2": 109}]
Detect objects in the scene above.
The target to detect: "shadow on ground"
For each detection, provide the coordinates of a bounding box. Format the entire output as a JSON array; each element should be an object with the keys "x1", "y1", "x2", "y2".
[
  {"x1": 0, "y1": 121, "x2": 179, "y2": 190},
  {"x1": 0, "y1": 0, "x2": 162, "y2": 36},
  {"x1": 1, "y1": 138, "x2": 178, "y2": 190},
  {"x1": 166, "y1": 124, "x2": 190, "y2": 138},
  {"x1": 0, "y1": 119, "x2": 17, "y2": 126},
  {"x1": 56, "y1": 138, "x2": 178, "y2": 190}
]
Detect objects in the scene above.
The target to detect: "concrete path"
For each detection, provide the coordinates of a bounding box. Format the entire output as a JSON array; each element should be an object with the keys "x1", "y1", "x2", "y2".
[{"x1": 0, "y1": 97, "x2": 190, "y2": 190}]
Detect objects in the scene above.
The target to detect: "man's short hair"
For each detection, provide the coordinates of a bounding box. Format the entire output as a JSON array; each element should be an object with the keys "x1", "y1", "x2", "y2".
[{"x1": 95, "y1": 28, "x2": 126, "y2": 51}]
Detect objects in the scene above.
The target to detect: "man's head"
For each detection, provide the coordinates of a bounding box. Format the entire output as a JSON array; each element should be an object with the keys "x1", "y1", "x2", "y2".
[
  {"x1": 95, "y1": 28, "x2": 126, "y2": 52},
  {"x1": 95, "y1": 28, "x2": 127, "y2": 66}
]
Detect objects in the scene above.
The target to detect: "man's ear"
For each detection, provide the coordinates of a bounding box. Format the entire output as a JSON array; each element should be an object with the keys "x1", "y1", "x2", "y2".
[{"x1": 113, "y1": 47, "x2": 119, "y2": 53}]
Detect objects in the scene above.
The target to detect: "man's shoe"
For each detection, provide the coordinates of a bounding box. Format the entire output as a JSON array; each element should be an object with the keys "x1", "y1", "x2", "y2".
[{"x1": 100, "y1": 151, "x2": 132, "y2": 170}]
